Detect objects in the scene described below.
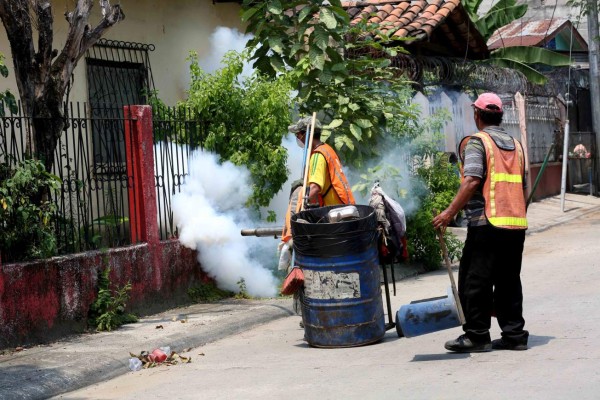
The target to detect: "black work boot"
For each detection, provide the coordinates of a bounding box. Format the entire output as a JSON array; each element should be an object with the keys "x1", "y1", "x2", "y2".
[
  {"x1": 491, "y1": 338, "x2": 528, "y2": 351},
  {"x1": 445, "y1": 334, "x2": 492, "y2": 353}
]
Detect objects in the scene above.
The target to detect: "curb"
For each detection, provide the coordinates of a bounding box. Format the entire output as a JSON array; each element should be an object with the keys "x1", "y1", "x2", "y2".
[
  {"x1": 527, "y1": 205, "x2": 600, "y2": 235},
  {"x1": 0, "y1": 299, "x2": 294, "y2": 400}
]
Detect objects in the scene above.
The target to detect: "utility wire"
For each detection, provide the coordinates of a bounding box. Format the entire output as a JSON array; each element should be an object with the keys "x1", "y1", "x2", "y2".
[{"x1": 543, "y1": 0, "x2": 560, "y2": 47}]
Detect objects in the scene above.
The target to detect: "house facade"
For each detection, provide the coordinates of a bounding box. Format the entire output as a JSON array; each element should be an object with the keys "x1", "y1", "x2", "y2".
[
  {"x1": 0, "y1": 0, "x2": 245, "y2": 258},
  {"x1": 0, "y1": 0, "x2": 243, "y2": 107}
]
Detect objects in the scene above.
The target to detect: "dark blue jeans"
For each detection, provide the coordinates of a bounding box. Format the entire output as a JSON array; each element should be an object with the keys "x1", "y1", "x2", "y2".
[{"x1": 459, "y1": 224, "x2": 529, "y2": 345}]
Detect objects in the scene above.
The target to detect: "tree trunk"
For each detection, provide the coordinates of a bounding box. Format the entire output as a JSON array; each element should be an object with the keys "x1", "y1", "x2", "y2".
[
  {"x1": 32, "y1": 94, "x2": 65, "y2": 173},
  {"x1": 0, "y1": 0, "x2": 125, "y2": 173}
]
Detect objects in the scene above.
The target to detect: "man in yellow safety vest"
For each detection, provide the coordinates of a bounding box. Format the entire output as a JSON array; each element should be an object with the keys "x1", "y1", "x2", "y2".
[{"x1": 289, "y1": 116, "x2": 355, "y2": 208}]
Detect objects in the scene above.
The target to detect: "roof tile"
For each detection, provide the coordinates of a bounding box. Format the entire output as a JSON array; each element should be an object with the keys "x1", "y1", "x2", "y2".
[{"x1": 341, "y1": 0, "x2": 488, "y2": 58}]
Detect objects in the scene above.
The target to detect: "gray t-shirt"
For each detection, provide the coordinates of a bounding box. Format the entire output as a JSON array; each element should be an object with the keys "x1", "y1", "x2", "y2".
[{"x1": 461, "y1": 126, "x2": 524, "y2": 227}]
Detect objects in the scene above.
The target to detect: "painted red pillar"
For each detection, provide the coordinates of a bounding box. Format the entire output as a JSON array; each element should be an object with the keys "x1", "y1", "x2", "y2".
[{"x1": 124, "y1": 105, "x2": 159, "y2": 246}]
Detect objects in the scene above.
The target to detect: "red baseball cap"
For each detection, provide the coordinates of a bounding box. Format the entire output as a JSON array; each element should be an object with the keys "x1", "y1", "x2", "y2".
[{"x1": 473, "y1": 93, "x2": 503, "y2": 112}]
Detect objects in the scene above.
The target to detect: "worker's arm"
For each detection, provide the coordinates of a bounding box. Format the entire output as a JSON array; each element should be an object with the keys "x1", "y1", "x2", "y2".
[
  {"x1": 306, "y1": 183, "x2": 321, "y2": 207},
  {"x1": 432, "y1": 175, "x2": 481, "y2": 230}
]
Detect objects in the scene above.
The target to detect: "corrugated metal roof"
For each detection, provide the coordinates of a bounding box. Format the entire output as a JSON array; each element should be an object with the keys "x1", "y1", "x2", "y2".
[{"x1": 487, "y1": 18, "x2": 588, "y2": 51}]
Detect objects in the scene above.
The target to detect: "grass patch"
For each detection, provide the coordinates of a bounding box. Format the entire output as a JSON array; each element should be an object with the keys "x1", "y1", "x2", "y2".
[{"x1": 187, "y1": 281, "x2": 233, "y2": 303}]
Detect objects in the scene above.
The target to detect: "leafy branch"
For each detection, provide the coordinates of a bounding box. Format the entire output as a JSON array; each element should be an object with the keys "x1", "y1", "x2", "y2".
[
  {"x1": 242, "y1": 0, "x2": 417, "y2": 167},
  {"x1": 180, "y1": 51, "x2": 293, "y2": 208}
]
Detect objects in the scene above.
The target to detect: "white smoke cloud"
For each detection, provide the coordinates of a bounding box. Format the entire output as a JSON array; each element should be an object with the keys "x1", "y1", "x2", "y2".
[
  {"x1": 268, "y1": 131, "x2": 421, "y2": 220},
  {"x1": 172, "y1": 149, "x2": 278, "y2": 298},
  {"x1": 265, "y1": 134, "x2": 304, "y2": 225},
  {"x1": 198, "y1": 27, "x2": 254, "y2": 78}
]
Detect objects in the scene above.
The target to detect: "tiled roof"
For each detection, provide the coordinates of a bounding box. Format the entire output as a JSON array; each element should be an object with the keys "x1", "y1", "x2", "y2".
[
  {"x1": 487, "y1": 18, "x2": 588, "y2": 51},
  {"x1": 342, "y1": 0, "x2": 488, "y2": 59}
]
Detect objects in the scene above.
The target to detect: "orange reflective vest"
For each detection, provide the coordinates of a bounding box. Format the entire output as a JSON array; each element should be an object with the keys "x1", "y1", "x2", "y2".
[
  {"x1": 312, "y1": 143, "x2": 356, "y2": 206},
  {"x1": 281, "y1": 187, "x2": 303, "y2": 243},
  {"x1": 473, "y1": 131, "x2": 528, "y2": 229},
  {"x1": 281, "y1": 143, "x2": 355, "y2": 242}
]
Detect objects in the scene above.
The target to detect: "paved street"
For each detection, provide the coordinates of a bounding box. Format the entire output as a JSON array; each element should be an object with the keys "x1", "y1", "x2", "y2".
[{"x1": 54, "y1": 203, "x2": 600, "y2": 399}]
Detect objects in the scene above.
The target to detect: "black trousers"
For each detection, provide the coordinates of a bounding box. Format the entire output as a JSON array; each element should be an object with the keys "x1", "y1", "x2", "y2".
[{"x1": 459, "y1": 224, "x2": 529, "y2": 345}]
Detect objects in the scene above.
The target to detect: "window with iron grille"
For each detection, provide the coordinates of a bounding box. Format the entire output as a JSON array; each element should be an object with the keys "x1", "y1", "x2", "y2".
[{"x1": 85, "y1": 39, "x2": 156, "y2": 173}]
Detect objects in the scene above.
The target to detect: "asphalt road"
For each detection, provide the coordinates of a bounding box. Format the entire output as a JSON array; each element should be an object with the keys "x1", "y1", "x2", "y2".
[{"x1": 55, "y1": 210, "x2": 600, "y2": 400}]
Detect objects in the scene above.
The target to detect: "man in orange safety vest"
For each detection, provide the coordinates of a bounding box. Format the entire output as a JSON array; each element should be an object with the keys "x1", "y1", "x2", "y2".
[
  {"x1": 433, "y1": 93, "x2": 529, "y2": 353},
  {"x1": 281, "y1": 116, "x2": 355, "y2": 245}
]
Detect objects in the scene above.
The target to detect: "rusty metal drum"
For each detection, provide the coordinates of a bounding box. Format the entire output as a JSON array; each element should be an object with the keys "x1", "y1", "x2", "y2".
[{"x1": 291, "y1": 205, "x2": 385, "y2": 348}]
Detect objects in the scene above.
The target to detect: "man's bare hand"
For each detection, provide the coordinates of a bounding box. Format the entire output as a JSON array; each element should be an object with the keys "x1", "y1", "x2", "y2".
[{"x1": 432, "y1": 209, "x2": 453, "y2": 232}]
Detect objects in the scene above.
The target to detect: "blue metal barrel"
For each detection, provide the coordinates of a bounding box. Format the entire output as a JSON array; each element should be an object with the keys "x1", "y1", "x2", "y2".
[
  {"x1": 292, "y1": 205, "x2": 385, "y2": 348},
  {"x1": 396, "y1": 287, "x2": 461, "y2": 338}
]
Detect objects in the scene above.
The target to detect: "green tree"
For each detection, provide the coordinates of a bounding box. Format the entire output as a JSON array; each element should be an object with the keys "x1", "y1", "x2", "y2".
[
  {"x1": 242, "y1": 0, "x2": 417, "y2": 166},
  {"x1": 566, "y1": 0, "x2": 600, "y2": 16},
  {"x1": 0, "y1": 1, "x2": 124, "y2": 173},
  {"x1": 463, "y1": 0, "x2": 572, "y2": 84},
  {"x1": 182, "y1": 51, "x2": 293, "y2": 208}
]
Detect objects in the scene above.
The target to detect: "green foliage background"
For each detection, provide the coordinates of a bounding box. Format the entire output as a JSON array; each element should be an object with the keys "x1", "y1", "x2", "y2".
[
  {"x1": 242, "y1": 0, "x2": 417, "y2": 167},
  {"x1": 180, "y1": 51, "x2": 293, "y2": 208},
  {"x1": 407, "y1": 152, "x2": 463, "y2": 269},
  {"x1": 352, "y1": 111, "x2": 463, "y2": 270},
  {"x1": 0, "y1": 159, "x2": 61, "y2": 261}
]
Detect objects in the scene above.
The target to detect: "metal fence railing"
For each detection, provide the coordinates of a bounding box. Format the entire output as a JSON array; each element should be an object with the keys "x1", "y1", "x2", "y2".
[
  {"x1": 152, "y1": 106, "x2": 205, "y2": 240},
  {"x1": 502, "y1": 98, "x2": 561, "y2": 165},
  {"x1": 0, "y1": 102, "x2": 136, "y2": 261}
]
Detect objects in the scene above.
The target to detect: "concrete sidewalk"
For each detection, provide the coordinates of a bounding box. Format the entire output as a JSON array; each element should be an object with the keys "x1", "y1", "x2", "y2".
[
  {"x1": 526, "y1": 193, "x2": 600, "y2": 233},
  {"x1": 0, "y1": 299, "x2": 295, "y2": 400},
  {"x1": 1, "y1": 193, "x2": 599, "y2": 400},
  {"x1": 449, "y1": 192, "x2": 600, "y2": 242}
]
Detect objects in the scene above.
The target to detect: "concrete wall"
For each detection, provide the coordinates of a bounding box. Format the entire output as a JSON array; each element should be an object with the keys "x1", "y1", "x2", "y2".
[
  {"x1": 0, "y1": 240, "x2": 208, "y2": 349},
  {"x1": 0, "y1": 105, "x2": 209, "y2": 349},
  {"x1": 0, "y1": 0, "x2": 243, "y2": 106},
  {"x1": 530, "y1": 162, "x2": 563, "y2": 200}
]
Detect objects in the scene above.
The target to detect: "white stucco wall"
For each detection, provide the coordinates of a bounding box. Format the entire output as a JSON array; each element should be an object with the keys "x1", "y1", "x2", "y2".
[{"x1": 0, "y1": 0, "x2": 244, "y2": 106}]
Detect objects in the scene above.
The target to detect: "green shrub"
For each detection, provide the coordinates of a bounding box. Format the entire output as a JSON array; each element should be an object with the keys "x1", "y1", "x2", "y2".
[
  {"x1": 0, "y1": 159, "x2": 61, "y2": 261},
  {"x1": 234, "y1": 278, "x2": 252, "y2": 299},
  {"x1": 407, "y1": 152, "x2": 463, "y2": 270},
  {"x1": 183, "y1": 51, "x2": 293, "y2": 209},
  {"x1": 89, "y1": 264, "x2": 137, "y2": 331},
  {"x1": 352, "y1": 110, "x2": 463, "y2": 271}
]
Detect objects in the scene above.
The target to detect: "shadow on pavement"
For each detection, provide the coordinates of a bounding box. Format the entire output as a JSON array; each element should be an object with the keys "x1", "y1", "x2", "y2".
[
  {"x1": 0, "y1": 363, "x2": 73, "y2": 399},
  {"x1": 528, "y1": 335, "x2": 554, "y2": 348},
  {"x1": 411, "y1": 353, "x2": 470, "y2": 362}
]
